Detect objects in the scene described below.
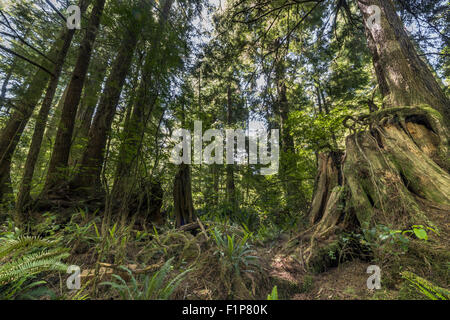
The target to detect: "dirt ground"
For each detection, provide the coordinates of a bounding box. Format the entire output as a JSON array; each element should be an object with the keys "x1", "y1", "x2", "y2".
[{"x1": 268, "y1": 253, "x2": 399, "y2": 300}]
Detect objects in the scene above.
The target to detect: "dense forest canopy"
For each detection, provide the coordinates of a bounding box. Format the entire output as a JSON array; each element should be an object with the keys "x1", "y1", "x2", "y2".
[{"x1": 0, "y1": 0, "x2": 448, "y2": 301}]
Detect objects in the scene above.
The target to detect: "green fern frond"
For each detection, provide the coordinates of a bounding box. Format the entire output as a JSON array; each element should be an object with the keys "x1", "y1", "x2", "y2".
[
  {"x1": 0, "y1": 236, "x2": 57, "y2": 260},
  {"x1": 101, "y1": 258, "x2": 191, "y2": 300},
  {"x1": 0, "y1": 252, "x2": 69, "y2": 284},
  {"x1": 0, "y1": 236, "x2": 69, "y2": 293}
]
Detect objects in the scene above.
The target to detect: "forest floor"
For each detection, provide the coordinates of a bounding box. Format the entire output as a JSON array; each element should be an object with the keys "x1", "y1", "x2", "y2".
[
  {"x1": 267, "y1": 253, "x2": 394, "y2": 300},
  {"x1": 63, "y1": 235, "x2": 392, "y2": 300},
  {"x1": 61, "y1": 227, "x2": 430, "y2": 300},
  {"x1": 1, "y1": 211, "x2": 444, "y2": 300}
]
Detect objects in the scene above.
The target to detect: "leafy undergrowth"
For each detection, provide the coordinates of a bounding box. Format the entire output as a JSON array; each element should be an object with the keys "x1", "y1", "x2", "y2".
[{"x1": 0, "y1": 210, "x2": 448, "y2": 300}]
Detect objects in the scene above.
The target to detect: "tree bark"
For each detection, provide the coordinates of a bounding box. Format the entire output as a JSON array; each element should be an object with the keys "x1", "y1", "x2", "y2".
[
  {"x1": 0, "y1": 0, "x2": 90, "y2": 203},
  {"x1": 112, "y1": 0, "x2": 173, "y2": 205},
  {"x1": 68, "y1": 55, "x2": 109, "y2": 167},
  {"x1": 308, "y1": 151, "x2": 343, "y2": 225},
  {"x1": 174, "y1": 164, "x2": 195, "y2": 227},
  {"x1": 71, "y1": 17, "x2": 143, "y2": 194},
  {"x1": 0, "y1": 29, "x2": 69, "y2": 202},
  {"x1": 274, "y1": 61, "x2": 303, "y2": 213},
  {"x1": 0, "y1": 59, "x2": 15, "y2": 111},
  {"x1": 15, "y1": 27, "x2": 76, "y2": 218},
  {"x1": 357, "y1": 0, "x2": 449, "y2": 124},
  {"x1": 300, "y1": 0, "x2": 450, "y2": 273},
  {"x1": 44, "y1": 0, "x2": 106, "y2": 193},
  {"x1": 226, "y1": 84, "x2": 237, "y2": 213},
  {"x1": 302, "y1": 107, "x2": 449, "y2": 273}
]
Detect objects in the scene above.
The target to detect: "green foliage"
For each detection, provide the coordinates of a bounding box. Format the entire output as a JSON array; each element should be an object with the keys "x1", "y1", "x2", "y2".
[
  {"x1": 401, "y1": 271, "x2": 450, "y2": 300},
  {"x1": 34, "y1": 212, "x2": 61, "y2": 236},
  {"x1": 267, "y1": 285, "x2": 278, "y2": 300},
  {"x1": 254, "y1": 222, "x2": 283, "y2": 243},
  {"x1": 211, "y1": 228, "x2": 259, "y2": 276},
  {"x1": 100, "y1": 258, "x2": 191, "y2": 300},
  {"x1": 0, "y1": 218, "x2": 23, "y2": 240},
  {"x1": 361, "y1": 225, "x2": 411, "y2": 261},
  {"x1": 399, "y1": 225, "x2": 438, "y2": 241},
  {"x1": 0, "y1": 0, "x2": 448, "y2": 303},
  {"x1": 290, "y1": 105, "x2": 352, "y2": 152},
  {"x1": 301, "y1": 275, "x2": 314, "y2": 293},
  {"x1": 0, "y1": 236, "x2": 69, "y2": 299},
  {"x1": 63, "y1": 214, "x2": 102, "y2": 246},
  {"x1": 362, "y1": 224, "x2": 439, "y2": 258}
]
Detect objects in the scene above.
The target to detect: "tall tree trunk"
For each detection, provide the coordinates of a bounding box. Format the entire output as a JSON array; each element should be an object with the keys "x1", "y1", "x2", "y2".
[
  {"x1": 44, "y1": 85, "x2": 69, "y2": 155},
  {"x1": 226, "y1": 84, "x2": 237, "y2": 213},
  {"x1": 71, "y1": 17, "x2": 143, "y2": 194},
  {"x1": 274, "y1": 61, "x2": 303, "y2": 213},
  {"x1": 302, "y1": 0, "x2": 450, "y2": 273},
  {"x1": 44, "y1": 0, "x2": 106, "y2": 193},
  {"x1": 174, "y1": 164, "x2": 195, "y2": 227},
  {"x1": 315, "y1": 85, "x2": 323, "y2": 114},
  {"x1": 0, "y1": 69, "x2": 13, "y2": 106},
  {"x1": 0, "y1": 59, "x2": 15, "y2": 111},
  {"x1": 68, "y1": 55, "x2": 108, "y2": 167},
  {"x1": 357, "y1": 0, "x2": 449, "y2": 124},
  {"x1": 0, "y1": 0, "x2": 89, "y2": 203},
  {"x1": 0, "y1": 30, "x2": 69, "y2": 202},
  {"x1": 211, "y1": 164, "x2": 220, "y2": 207},
  {"x1": 0, "y1": 160, "x2": 13, "y2": 207},
  {"x1": 31, "y1": 85, "x2": 69, "y2": 188},
  {"x1": 15, "y1": 27, "x2": 76, "y2": 218},
  {"x1": 1, "y1": 27, "x2": 31, "y2": 113},
  {"x1": 112, "y1": 0, "x2": 173, "y2": 205}
]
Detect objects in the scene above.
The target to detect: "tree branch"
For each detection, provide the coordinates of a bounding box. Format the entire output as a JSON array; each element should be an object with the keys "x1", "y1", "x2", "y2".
[
  {"x1": 44, "y1": 0, "x2": 67, "y2": 22},
  {"x1": 0, "y1": 10, "x2": 56, "y2": 64},
  {"x1": 0, "y1": 44, "x2": 55, "y2": 76}
]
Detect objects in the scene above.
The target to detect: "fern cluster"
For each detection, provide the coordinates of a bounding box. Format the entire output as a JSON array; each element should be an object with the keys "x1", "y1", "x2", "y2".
[
  {"x1": 101, "y1": 258, "x2": 191, "y2": 300},
  {"x1": 211, "y1": 228, "x2": 259, "y2": 276},
  {"x1": 0, "y1": 236, "x2": 69, "y2": 298}
]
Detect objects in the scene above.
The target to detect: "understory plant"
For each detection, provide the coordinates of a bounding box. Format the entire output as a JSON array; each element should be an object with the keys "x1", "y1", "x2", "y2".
[
  {"x1": 360, "y1": 224, "x2": 438, "y2": 264},
  {"x1": 0, "y1": 236, "x2": 69, "y2": 299},
  {"x1": 211, "y1": 227, "x2": 259, "y2": 276},
  {"x1": 100, "y1": 257, "x2": 191, "y2": 300}
]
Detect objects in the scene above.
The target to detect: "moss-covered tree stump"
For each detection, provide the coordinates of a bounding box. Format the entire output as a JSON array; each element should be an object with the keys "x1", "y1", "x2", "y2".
[{"x1": 302, "y1": 105, "x2": 450, "y2": 272}]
